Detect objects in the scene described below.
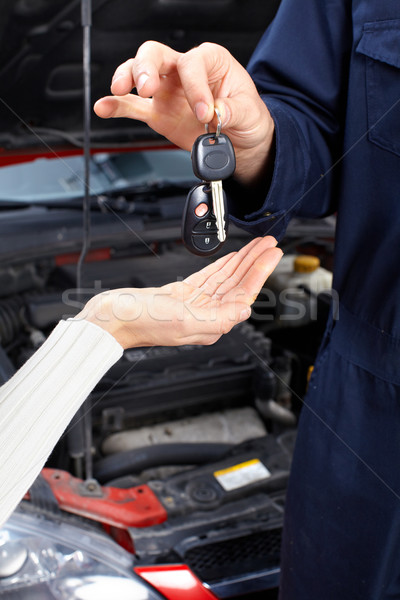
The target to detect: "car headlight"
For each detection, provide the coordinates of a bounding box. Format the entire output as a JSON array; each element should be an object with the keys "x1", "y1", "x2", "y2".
[{"x1": 0, "y1": 508, "x2": 164, "y2": 599}]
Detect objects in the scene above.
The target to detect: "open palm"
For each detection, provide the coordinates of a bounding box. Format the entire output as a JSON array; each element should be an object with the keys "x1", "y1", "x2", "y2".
[{"x1": 79, "y1": 237, "x2": 282, "y2": 349}]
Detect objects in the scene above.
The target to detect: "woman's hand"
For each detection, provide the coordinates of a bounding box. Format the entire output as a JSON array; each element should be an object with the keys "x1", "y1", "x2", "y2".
[
  {"x1": 94, "y1": 42, "x2": 274, "y2": 184},
  {"x1": 76, "y1": 237, "x2": 282, "y2": 349}
]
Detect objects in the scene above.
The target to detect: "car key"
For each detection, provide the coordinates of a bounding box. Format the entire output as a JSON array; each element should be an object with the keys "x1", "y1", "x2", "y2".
[
  {"x1": 182, "y1": 183, "x2": 228, "y2": 256},
  {"x1": 182, "y1": 109, "x2": 235, "y2": 255},
  {"x1": 191, "y1": 129, "x2": 236, "y2": 243}
]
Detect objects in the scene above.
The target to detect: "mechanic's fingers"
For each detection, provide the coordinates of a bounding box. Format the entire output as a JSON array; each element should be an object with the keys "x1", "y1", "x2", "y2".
[
  {"x1": 131, "y1": 42, "x2": 182, "y2": 97},
  {"x1": 94, "y1": 94, "x2": 152, "y2": 121},
  {"x1": 109, "y1": 58, "x2": 136, "y2": 96},
  {"x1": 224, "y1": 246, "x2": 283, "y2": 304},
  {"x1": 201, "y1": 237, "x2": 277, "y2": 295},
  {"x1": 109, "y1": 44, "x2": 181, "y2": 98},
  {"x1": 214, "y1": 87, "x2": 262, "y2": 132},
  {"x1": 177, "y1": 43, "x2": 233, "y2": 124}
]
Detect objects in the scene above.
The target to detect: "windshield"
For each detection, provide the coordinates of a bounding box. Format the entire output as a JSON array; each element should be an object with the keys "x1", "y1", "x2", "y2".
[{"x1": 0, "y1": 149, "x2": 195, "y2": 203}]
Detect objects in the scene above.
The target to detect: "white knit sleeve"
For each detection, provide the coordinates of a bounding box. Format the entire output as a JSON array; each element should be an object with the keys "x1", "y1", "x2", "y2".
[{"x1": 0, "y1": 319, "x2": 123, "y2": 527}]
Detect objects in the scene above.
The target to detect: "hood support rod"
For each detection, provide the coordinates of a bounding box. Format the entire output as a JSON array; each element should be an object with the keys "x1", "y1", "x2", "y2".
[{"x1": 73, "y1": 0, "x2": 93, "y2": 483}]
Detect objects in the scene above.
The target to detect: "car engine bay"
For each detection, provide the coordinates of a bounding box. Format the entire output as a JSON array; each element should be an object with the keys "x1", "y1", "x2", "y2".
[{"x1": 0, "y1": 211, "x2": 334, "y2": 593}]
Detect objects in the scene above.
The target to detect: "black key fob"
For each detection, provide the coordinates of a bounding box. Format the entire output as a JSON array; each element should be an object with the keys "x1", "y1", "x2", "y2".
[
  {"x1": 191, "y1": 133, "x2": 236, "y2": 181},
  {"x1": 182, "y1": 184, "x2": 228, "y2": 256}
]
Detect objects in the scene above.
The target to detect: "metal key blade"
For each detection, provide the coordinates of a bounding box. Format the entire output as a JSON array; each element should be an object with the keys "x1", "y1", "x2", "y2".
[
  {"x1": 211, "y1": 180, "x2": 226, "y2": 242},
  {"x1": 216, "y1": 181, "x2": 226, "y2": 243}
]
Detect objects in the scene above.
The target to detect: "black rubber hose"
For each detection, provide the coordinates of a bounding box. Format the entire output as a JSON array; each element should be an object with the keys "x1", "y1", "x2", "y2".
[
  {"x1": 0, "y1": 297, "x2": 25, "y2": 346},
  {"x1": 0, "y1": 345, "x2": 15, "y2": 384},
  {"x1": 94, "y1": 442, "x2": 233, "y2": 483},
  {"x1": 29, "y1": 474, "x2": 61, "y2": 515}
]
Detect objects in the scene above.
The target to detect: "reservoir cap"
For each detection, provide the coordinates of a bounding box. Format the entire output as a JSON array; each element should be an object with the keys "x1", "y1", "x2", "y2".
[{"x1": 294, "y1": 255, "x2": 320, "y2": 273}]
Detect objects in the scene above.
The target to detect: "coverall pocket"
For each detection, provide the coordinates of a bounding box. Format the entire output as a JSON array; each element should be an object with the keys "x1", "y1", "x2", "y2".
[{"x1": 356, "y1": 20, "x2": 400, "y2": 158}]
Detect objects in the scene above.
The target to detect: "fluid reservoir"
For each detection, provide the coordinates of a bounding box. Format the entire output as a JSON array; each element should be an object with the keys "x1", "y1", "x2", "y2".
[{"x1": 265, "y1": 254, "x2": 333, "y2": 326}]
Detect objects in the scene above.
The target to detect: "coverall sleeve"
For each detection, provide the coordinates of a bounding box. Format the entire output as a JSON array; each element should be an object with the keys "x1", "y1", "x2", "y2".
[{"x1": 228, "y1": 0, "x2": 352, "y2": 239}]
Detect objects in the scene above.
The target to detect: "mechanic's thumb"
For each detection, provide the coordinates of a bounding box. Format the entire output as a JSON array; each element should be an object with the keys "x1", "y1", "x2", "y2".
[{"x1": 214, "y1": 97, "x2": 251, "y2": 131}]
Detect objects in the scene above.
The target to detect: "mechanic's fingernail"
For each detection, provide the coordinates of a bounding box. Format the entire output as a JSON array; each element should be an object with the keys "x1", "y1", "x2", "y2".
[
  {"x1": 217, "y1": 103, "x2": 229, "y2": 127},
  {"x1": 136, "y1": 73, "x2": 149, "y2": 92},
  {"x1": 239, "y1": 307, "x2": 251, "y2": 321},
  {"x1": 195, "y1": 101, "x2": 209, "y2": 122}
]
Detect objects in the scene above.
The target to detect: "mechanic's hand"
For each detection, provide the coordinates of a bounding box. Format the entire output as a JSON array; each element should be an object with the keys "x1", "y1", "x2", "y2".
[
  {"x1": 94, "y1": 42, "x2": 274, "y2": 183},
  {"x1": 76, "y1": 237, "x2": 282, "y2": 349}
]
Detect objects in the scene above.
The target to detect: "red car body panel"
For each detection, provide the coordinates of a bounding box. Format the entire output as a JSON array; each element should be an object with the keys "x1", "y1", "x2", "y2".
[{"x1": 135, "y1": 565, "x2": 219, "y2": 600}]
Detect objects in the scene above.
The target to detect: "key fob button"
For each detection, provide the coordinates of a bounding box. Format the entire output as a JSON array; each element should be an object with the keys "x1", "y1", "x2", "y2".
[
  {"x1": 193, "y1": 219, "x2": 218, "y2": 233},
  {"x1": 191, "y1": 234, "x2": 220, "y2": 251},
  {"x1": 204, "y1": 151, "x2": 229, "y2": 170},
  {"x1": 194, "y1": 202, "x2": 209, "y2": 217}
]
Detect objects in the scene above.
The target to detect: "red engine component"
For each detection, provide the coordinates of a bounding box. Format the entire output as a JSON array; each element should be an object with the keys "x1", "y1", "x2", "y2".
[{"x1": 40, "y1": 468, "x2": 167, "y2": 528}]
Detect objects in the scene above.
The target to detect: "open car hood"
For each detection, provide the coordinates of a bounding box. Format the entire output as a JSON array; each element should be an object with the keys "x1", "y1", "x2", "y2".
[{"x1": 0, "y1": 0, "x2": 280, "y2": 160}]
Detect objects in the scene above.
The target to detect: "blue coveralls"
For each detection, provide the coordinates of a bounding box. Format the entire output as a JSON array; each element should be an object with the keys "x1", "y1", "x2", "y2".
[{"x1": 228, "y1": 1, "x2": 400, "y2": 598}]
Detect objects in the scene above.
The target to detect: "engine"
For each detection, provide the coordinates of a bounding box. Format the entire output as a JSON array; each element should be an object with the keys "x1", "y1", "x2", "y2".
[{"x1": 0, "y1": 238, "x2": 331, "y2": 587}]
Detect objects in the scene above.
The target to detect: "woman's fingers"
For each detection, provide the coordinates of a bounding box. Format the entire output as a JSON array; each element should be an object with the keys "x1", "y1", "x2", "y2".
[
  {"x1": 223, "y1": 246, "x2": 283, "y2": 304},
  {"x1": 177, "y1": 300, "x2": 252, "y2": 342},
  {"x1": 195, "y1": 238, "x2": 262, "y2": 293},
  {"x1": 184, "y1": 237, "x2": 271, "y2": 291},
  {"x1": 183, "y1": 252, "x2": 237, "y2": 288},
  {"x1": 200, "y1": 237, "x2": 278, "y2": 295},
  {"x1": 183, "y1": 243, "x2": 257, "y2": 293}
]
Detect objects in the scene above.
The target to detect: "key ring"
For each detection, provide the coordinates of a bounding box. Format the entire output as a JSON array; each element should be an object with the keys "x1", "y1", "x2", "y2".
[{"x1": 205, "y1": 107, "x2": 222, "y2": 139}]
